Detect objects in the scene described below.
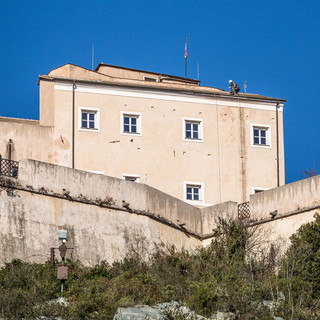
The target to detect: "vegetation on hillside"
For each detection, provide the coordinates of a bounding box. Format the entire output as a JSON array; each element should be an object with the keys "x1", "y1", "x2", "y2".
[{"x1": 0, "y1": 215, "x2": 320, "y2": 319}]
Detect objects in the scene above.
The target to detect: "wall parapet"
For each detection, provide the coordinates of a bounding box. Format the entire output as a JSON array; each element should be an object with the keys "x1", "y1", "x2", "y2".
[
  {"x1": 0, "y1": 159, "x2": 319, "y2": 266},
  {"x1": 250, "y1": 174, "x2": 320, "y2": 220}
]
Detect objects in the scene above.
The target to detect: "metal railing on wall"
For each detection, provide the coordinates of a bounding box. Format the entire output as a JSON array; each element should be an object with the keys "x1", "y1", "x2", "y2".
[
  {"x1": 238, "y1": 201, "x2": 250, "y2": 219},
  {"x1": 0, "y1": 156, "x2": 19, "y2": 178}
]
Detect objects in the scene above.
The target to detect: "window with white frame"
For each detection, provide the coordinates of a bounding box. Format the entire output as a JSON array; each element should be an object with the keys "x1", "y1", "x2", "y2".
[
  {"x1": 122, "y1": 174, "x2": 140, "y2": 182},
  {"x1": 185, "y1": 183, "x2": 202, "y2": 201},
  {"x1": 143, "y1": 76, "x2": 157, "y2": 82},
  {"x1": 252, "y1": 187, "x2": 268, "y2": 194},
  {"x1": 183, "y1": 118, "x2": 203, "y2": 141},
  {"x1": 121, "y1": 112, "x2": 141, "y2": 135},
  {"x1": 79, "y1": 108, "x2": 100, "y2": 131},
  {"x1": 251, "y1": 125, "x2": 270, "y2": 147}
]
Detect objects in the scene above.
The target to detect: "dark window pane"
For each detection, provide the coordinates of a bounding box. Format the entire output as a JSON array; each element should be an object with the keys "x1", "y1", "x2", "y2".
[
  {"x1": 82, "y1": 112, "x2": 87, "y2": 120},
  {"x1": 261, "y1": 130, "x2": 266, "y2": 137},
  {"x1": 89, "y1": 121, "x2": 94, "y2": 129},
  {"x1": 194, "y1": 194, "x2": 199, "y2": 200},
  {"x1": 193, "y1": 124, "x2": 198, "y2": 131},
  {"x1": 82, "y1": 120, "x2": 87, "y2": 128},
  {"x1": 254, "y1": 129, "x2": 259, "y2": 137},
  {"x1": 89, "y1": 113, "x2": 95, "y2": 121},
  {"x1": 193, "y1": 132, "x2": 198, "y2": 139},
  {"x1": 125, "y1": 176, "x2": 136, "y2": 182},
  {"x1": 254, "y1": 137, "x2": 259, "y2": 144},
  {"x1": 187, "y1": 187, "x2": 192, "y2": 194},
  {"x1": 131, "y1": 118, "x2": 137, "y2": 125},
  {"x1": 186, "y1": 123, "x2": 191, "y2": 130},
  {"x1": 187, "y1": 193, "x2": 192, "y2": 200},
  {"x1": 186, "y1": 131, "x2": 191, "y2": 138},
  {"x1": 261, "y1": 137, "x2": 266, "y2": 145},
  {"x1": 124, "y1": 124, "x2": 129, "y2": 132},
  {"x1": 124, "y1": 117, "x2": 129, "y2": 124},
  {"x1": 131, "y1": 125, "x2": 137, "y2": 133}
]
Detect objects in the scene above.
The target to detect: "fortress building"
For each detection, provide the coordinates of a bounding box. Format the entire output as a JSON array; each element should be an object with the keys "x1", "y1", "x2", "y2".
[{"x1": 0, "y1": 63, "x2": 285, "y2": 207}]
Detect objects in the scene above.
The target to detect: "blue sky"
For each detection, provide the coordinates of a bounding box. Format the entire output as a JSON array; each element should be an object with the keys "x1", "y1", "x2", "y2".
[{"x1": 0, "y1": 0, "x2": 319, "y2": 183}]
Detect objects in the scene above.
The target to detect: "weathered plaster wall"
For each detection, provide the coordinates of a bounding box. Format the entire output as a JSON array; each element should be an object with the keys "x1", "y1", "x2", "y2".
[
  {"x1": 0, "y1": 184, "x2": 201, "y2": 266},
  {"x1": 18, "y1": 159, "x2": 203, "y2": 234},
  {"x1": 0, "y1": 117, "x2": 54, "y2": 163},
  {"x1": 249, "y1": 174, "x2": 320, "y2": 245},
  {"x1": 250, "y1": 174, "x2": 320, "y2": 220},
  {"x1": 0, "y1": 159, "x2": 215, "y2": 266},
  {"x1": 0, "y1": 159, "x2": 318, "y2": 266}
]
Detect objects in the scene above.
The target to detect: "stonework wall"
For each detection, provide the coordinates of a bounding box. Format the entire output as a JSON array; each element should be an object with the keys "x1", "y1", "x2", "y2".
[
  {"x1": 0, "y1": 159, "x2": 318, "y2": 266},
  {"x1": 250, "y1": 174, "x2": 320, "y2": 220},
  {"x1": 249, "y1": 175, "x2": 320, "y2": 245},
  {"x1": 0, "y1": 185, "x2": 201, "y2": 266}
]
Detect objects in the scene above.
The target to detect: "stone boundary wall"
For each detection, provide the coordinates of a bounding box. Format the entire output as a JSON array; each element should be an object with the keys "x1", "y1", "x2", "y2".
[
  {"x1": 250, "y1": 174, "x2": 320, "y2": 220},
  {"x1": 0, "y1": 159, "x2": 319, "y2": 265},
  {"x1": 0, "y1": 159, "x2": 234, "y2": 265},
  {"x1": 18, "y1": 159, "x2": 204, "y2": 234},
  {"x1": 248, "y1": 175, "x2": 320, "y2": 245},
  {"x1": 0, "y1": 180, "x2": 202, "y2": 265}
]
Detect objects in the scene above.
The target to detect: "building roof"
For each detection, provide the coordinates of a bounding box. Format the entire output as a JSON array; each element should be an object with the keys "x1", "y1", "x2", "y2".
[
  {"x1": 95, "y1": 63, "x2": 201, "y2": 85},
  {"x1": 40, "y1": 63, "x2": 286, "y2": 103}
]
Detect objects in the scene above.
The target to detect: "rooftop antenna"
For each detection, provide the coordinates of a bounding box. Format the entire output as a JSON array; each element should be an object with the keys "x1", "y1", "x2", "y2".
[
  {"x1": 92, "y1": 44, "x2": 94, "y2": 71},
  {"x1": 197, "y1": 62, "x2": 199, "y2": 80},
  {"x1": 242, "y1": 80, "x2": 247, "y2": 93}
]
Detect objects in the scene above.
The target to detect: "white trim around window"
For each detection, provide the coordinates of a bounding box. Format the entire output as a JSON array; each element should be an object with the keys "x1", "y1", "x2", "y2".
[
  {"x1": 252, "y1": 187, "x2": 269, "y2": 194},
  {"x1": 143, "y1": 76, "x2": 157, "y2": 82},
  {"x1": 251, "y1": 124, "x2": 271, "y2": 148},
  {"x1": 79, "y1": 107, "x2": 100, "y2": 132},
  {"x1": 121, "y1": 111, "x2": 142, "y2": 136},
  {"x1": 182, "y1": 118, "x2": 203, "y2": 142},
  {"x1": 184, "y1": 181, "x2": 205, "y2": 205},
  {"x1": 122, "y1": 174, "x2": 140, "y2": 182},
  {"x1": 87, "y1": 170, "x2": 105, "y2": 175}
]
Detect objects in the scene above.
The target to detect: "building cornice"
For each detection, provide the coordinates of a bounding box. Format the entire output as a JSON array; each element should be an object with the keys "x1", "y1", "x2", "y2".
[
  {"x1": 0, "y1": 116, "x2": 40, "y2": 125},
  {"x1": 39, "y1": 75, "x2": 286, "y2": 106}
]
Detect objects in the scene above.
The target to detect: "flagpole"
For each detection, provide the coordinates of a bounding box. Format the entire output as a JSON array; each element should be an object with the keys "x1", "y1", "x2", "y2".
[
  {"x1": 185, "y1": 35, "x2": 187, "y2": 78},
  {"x1": 185, "y1": 59, "x2": 187, "y2": 78}
]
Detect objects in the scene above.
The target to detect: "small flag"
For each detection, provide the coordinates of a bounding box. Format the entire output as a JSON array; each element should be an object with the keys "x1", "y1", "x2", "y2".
[{"x1": 184, "y1": 36, "x2": 188, "y2": 60}]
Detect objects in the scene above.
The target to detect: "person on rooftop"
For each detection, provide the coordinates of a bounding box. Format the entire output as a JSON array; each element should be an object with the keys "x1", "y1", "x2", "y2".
[{"x1": 229, "y1": 80, "x2": 240, "y2": 95}]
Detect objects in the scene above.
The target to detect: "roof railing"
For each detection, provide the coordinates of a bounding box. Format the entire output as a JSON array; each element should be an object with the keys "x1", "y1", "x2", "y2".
[{"x1": 0, "y1": 155, "x2": 19, "y2": 178}]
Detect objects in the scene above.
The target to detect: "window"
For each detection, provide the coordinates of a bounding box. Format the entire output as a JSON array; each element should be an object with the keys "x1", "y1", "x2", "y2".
[
  {"x1": 184, "y1": 182, "x2": 204, "y2": 202},
  {"x1": 143, "y1": 76, "x2": 157, "y2": 82},
  {"x1": 122, "y1": 174, "x2": 140, "y2": 182},
  {"x1": 183, "y1": 118, "x2": 203, "y2": 141},
  {"x1": 186, "y1": 185, "x2": 200, "y2": 200},
  {"x1": 251, "y1": 124, "x2": 271, "y2": 147},
  {"x1": 121, "y1": 112, "x2": 141, "y2": 135},
  {"x1": 79, "y1": 108, "x2": 100, "y2": 131},
  {"x1": 252, "y1": 187, "x2": 268, "y2": 194}
]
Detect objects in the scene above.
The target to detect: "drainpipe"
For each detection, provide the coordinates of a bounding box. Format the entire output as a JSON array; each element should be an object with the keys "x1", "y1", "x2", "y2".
[
  {"x1": 276, "y1": 101, "x2": 280, "y2": 187},
  {"x1": 7, "y1": 139, "x2": 13, "y2": 161},
  {"x1": 72, "y1": 81, "x2": 76, "y2": 169}
]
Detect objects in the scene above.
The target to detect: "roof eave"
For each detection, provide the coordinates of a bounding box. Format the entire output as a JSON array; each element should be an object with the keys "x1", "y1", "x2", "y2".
[{"x1": 38, "y1": 75, "x2": 285, "y2": 104}]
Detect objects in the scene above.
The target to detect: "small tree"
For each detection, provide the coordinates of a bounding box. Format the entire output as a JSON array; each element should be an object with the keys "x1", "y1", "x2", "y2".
[
  {"x1": 302, "y1": 167, "x2": 318, "y2": 178},
  {"x1": 278, "y1": 213, "x2": 320, "y2": 319}
]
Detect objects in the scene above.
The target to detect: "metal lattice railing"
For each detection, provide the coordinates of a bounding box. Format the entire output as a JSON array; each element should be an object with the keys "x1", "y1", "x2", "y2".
[
  {"x1": 238, "y1": 201, "x2": 250, "y2": 219},
  {"x1": 0, "y1": 156, "x2": 19, "y2": 178}
]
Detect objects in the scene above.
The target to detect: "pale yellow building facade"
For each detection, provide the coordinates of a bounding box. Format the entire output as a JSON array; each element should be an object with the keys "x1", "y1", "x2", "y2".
[{"x1": 0, "y1": 63, "x2": 285, "y2": 206}]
